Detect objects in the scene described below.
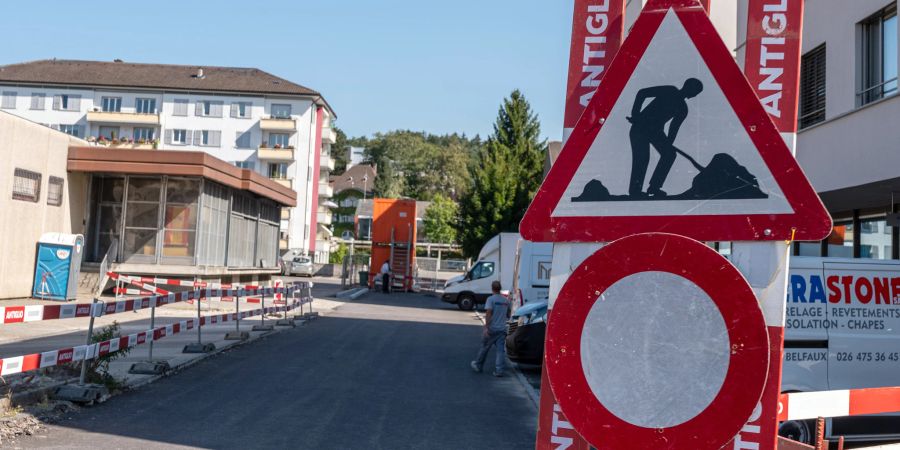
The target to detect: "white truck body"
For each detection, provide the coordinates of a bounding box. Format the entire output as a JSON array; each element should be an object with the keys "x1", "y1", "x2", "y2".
[
  {"x1": 783, "y1": 256, "x2": 900, "y2": 440},
  {"x1": 442, "y1": 233, "x2": 551, "y2": 310}
]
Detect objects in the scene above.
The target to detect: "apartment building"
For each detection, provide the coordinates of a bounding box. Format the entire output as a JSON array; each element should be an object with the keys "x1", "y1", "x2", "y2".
[{"x1": 0, "y1": 59, "x2": 336, "y2": 261}]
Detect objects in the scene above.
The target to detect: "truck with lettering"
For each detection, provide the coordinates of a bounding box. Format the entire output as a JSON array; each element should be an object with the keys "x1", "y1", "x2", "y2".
[{"x1": 780, "y1": 257, "x2": 900, "y2": 444}]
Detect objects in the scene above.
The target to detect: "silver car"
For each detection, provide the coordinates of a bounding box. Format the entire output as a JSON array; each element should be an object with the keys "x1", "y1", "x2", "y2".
[{"x1": 287, "y1": 256, "x2": 315, "y2": 277}]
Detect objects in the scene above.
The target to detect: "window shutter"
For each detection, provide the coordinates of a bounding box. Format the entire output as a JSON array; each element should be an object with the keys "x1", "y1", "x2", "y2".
[
  {"x1": 193, "y1": 130, "x2": 203, "y2": 146},
  {"x1": 174, "y1": 99, "x2": 187, "y2": 116},
  {"x1": 230, "y1": 103, "x2": 239, "y2": 118},
  {"x1": 165, "y1": 129, "x2": 173, "y2": 144},
  {"x1": 52, "y1": 95, "x2": 61, "y2": 110},
  {"x1": 195, "y1": 101, "x2": 203, "y2": 116},
  {"x1": 212, "y1": 101, "x2": 223, "y2": 117},
  {"x1": 211, "y1": 130, "x2": 221, "y2": 147},
  {"x1": 69, "y1": 95, "x2": 81, "y2": 111},
  {"x1": 31, "y1": 94, "x2": 45, "y2": 110}
]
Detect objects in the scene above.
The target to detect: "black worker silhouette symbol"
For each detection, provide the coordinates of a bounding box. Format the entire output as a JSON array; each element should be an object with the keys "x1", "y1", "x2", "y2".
[{"x1": 573, "y1": 78, "x2": 768, "y2": 202}]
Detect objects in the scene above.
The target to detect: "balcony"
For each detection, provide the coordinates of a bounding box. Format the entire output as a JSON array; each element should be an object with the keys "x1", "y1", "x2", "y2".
[
  {"x1": 272, "y1": 178, "x2": 292, "y2": 189},
  {"x1": 320, "y1": 154, "x2": 335, "y2": 171},
  {"x1": 317, "y1": 211, "x2": 333, "y2": 225},
  {"x1": 260, "y1": 117, "x2": 297, "y2": 132},
  {"x1": 258, "y1": 146, "x2": 295, "y2": 161},
  {"x1": 87, "y1": 111, "x2": 160, "y2": 125},
  {"x1": 321, "y1": 127, "x2": 337, "y2": 144},
  {"x1": 318, "y1": 183, "x2": 333, "y2": 198},
  {"x1": 89, "y1": 139, "x2": 156, "y2": 150}
]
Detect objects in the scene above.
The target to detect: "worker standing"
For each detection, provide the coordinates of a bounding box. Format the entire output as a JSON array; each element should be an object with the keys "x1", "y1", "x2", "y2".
[{"x1": 380, "y1": 260, "x2": 391, "y2": 293}]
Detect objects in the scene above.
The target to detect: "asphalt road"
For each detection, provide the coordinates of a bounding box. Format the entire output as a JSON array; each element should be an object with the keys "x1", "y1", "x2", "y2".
[{"x1": 15, "y1": 286, "x2": 537, "y2": 449}]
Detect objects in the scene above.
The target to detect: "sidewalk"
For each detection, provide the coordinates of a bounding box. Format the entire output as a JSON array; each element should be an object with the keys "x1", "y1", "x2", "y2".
[{"x1": 0, "y1": 290, "x2": 345, "y2": 397}]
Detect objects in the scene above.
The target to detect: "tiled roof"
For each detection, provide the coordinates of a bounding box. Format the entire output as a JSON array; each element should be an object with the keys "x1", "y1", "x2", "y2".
[
  {"x1": 331, "y1": 164, "x2": 377, "y2": 194},
  {"x1": 0, "y1": 59, "x2": 320, "y2": 97}
]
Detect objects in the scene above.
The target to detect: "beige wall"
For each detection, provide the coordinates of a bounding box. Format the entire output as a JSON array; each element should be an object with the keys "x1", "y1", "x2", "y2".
[{"x1": 0, "y1": 112, "x2": 88, "y2": 299}]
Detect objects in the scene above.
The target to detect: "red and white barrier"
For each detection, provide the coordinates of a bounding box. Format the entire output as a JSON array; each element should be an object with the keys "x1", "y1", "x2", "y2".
[
  {"x1": 0, "y1": 295, "x2": 305, "y2": 376},
  {"x1": 0, "y1": 284, "x2": 312, "y2": 326},
  {"x1": 777, "y1": 387, "x2": 900, "y2": 421}
]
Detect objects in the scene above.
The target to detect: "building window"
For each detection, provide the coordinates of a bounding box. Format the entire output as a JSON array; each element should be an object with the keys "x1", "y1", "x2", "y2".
[
  {"x1": 859, "y1": 5, "x2": 898, "y2": 105},
  {"x1": 234, "y1": 161, "x2": 254, "y2": 170},
  {"x1": 101, "y1": 96, "x2": 122, "y2": 112},
  {"x1": 123, "y1": 177, "x2": 161, "y2": 259},
  {"x1": 58, "y1": 124, "x2": 82, "y2": 137},
  {"x1": 799, "y1": 44, "x2": 827, "y2": 129},
  {"x1": 231, "y1": 102, "x2": 251, "y2": 118},
  {"x1": 196, "y1": 100, "x2": 223, "y2": 117},
  {"x1": 54, "y1": 94, "x2": 81, "y2": 111},
  {"x1": 860, "y1": 216, "x2": 893, "y2": 259},
  {"x1": 1, "y1": 91, "x2": 16, "y2": 109},
  {"x1": 170, "y1": 129, "x2": 189, "y2": 145},
  {"x1": 136, "y1": 98, "x2": 157, "y2": 114},
  {"x1": 47, "y1": 176, "x2": 64, "y2": 206},
  {"x1": 271, "y1": 104, "x2": 292, "y2": 118},
  {"x1": 30, "y1": 93, "x2": 45, "y2": 110},
  {"x1": 12, "y1": 168, "x2": 41, "y2": 202},
  {"x1": 825, "y1": 221, "x2": 854, "y2": 258},
  {"x1": 269, "y1": 163, "x2": 288, "y2": 179},
  {"x1": 162, "y1": 178, "x2": 200, "y2": 259},
  {"x1": 173, "y1": 98, "x2": 189, "y2": 116},
  {"x1": 99, "y1": 126, "x2": 119, "y2": 140},
  {"x1": 133, "y1": 127, "x2": 155, "y2": 141},
  {"x1": 196, "y1": 130, "x2": 221, "y2": 147},
  {"x1": 235, "y1": 131, "x2": 252, "y2": 148},
  {"x1": 267, "y1": 133, "x2": 291, "y2": 148}
]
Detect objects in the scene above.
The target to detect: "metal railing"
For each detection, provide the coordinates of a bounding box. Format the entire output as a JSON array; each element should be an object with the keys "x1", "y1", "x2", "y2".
[{"x1": 95, "y1": 238, "x2": 118, "y2": 296}]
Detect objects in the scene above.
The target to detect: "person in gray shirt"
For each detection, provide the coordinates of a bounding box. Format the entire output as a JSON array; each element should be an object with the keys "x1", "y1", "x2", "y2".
[{"x1": 471, "y1": 280, "x2": 511, "y2": 377}]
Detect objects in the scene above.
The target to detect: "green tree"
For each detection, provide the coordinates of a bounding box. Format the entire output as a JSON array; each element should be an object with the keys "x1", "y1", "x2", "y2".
[
  {"x1": 373, "y1": 160, "x2": 404, "y2": 198},
  {"x1": 459, "y1": 90, "x2": 546, "y2": 258},
  {"x1": 424, "y1": 194, "x2": 459, "y2": 243},
  {"x1": 331, "y1": 127, "x2": 350, "y2": 173}
]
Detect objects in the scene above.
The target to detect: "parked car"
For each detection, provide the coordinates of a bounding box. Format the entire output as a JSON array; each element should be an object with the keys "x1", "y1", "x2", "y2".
[
  {"x1": 286, "y1": 256, "x2": 315, "y2": 277},
  {"x1": 505, "y1": 300, "x2": 547, "y2": 365}
]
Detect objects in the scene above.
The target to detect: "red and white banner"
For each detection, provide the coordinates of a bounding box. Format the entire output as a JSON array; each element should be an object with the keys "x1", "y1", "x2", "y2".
[
  {"x1": 730, "y1": 2, "x2": 805, "y2": 449},
  {"x1": 539, "y1": 1, "x2": 625, "y2": 448},
  {"x1": 562, "y1": 0, "x2": 626, "y2": 137},
  {"x1": 778, "y1": 386, "x2": 900, "y2": 421},
  {"x1": 742, "y1": 0, "x2": 805, "y2": 133}
]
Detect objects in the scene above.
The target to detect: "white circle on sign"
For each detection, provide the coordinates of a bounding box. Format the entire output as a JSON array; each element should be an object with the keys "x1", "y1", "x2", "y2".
[{"x1": 580, "y1": 271, "x2": 730, "y2": 429}]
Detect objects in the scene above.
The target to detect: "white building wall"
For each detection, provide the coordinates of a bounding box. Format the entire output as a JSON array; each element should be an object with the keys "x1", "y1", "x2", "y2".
[{"x1": 0, "y1": 84, "x2": 324, "y2": 256}]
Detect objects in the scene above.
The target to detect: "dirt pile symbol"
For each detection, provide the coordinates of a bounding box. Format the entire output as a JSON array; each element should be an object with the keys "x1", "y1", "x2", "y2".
[{"x1": 573, "y1": 78, "x2": 767, "y2": 202}]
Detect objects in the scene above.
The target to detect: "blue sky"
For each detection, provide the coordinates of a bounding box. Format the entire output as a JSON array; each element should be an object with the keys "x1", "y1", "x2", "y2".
[{"x1": 2, "y1": 0, "x2": 572, "y2": 141}]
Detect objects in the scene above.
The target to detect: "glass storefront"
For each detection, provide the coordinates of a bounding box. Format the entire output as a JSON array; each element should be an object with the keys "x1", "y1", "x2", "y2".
[{"x1": 87, "y1": 175, "x2": 280, "y2": 268}]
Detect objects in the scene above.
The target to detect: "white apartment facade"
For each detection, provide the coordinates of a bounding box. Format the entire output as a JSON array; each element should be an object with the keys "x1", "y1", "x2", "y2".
[{"x1": 0, "y1": 59, "x2": 336, "y2": 260}]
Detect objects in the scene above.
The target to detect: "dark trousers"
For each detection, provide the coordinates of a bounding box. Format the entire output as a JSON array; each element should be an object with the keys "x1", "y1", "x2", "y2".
[
  {"x1": 629, "y1": 126, "x2": 677, "y2": 195},
  {"x1": 382, "y1": 273, "x2": 390, "y2": 293}
]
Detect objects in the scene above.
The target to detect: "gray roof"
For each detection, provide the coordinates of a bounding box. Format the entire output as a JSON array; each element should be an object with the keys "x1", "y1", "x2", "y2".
[{"x1": 0, "y1": 59, "x2": 322, "y2": 98}]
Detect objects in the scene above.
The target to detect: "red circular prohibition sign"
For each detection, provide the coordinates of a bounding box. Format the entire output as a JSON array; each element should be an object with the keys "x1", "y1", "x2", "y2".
[{"x1": 546, "y1": 233, "x2": 769, "y2": 450}]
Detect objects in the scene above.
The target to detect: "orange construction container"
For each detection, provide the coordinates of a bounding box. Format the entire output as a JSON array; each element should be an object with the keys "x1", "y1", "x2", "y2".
[{"x1": 368, "y1": 199, "x2": 417, "y2": 292}]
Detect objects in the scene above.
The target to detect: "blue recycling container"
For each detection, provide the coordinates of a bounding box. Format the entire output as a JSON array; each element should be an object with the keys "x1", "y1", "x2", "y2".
[{"x1": 33, "y1": 233, "x2": 84, "y2": 301}]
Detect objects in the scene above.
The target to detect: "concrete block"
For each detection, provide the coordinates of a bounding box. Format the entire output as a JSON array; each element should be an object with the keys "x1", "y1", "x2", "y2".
[
  {"x1": 128, "y1": 361, "x2": 171, "y2": 375},
  {"x1": 182, "y1": 342, "x2": 216, "y2": 353},
  {"x1": 53, "y1": 384, "x2": 109, "y2": 404},
  {"x1": 224, "y1": 331, "x2": 250, "y2": 341},
  {"x1": 275, "y1": 319, "x2": 295, "y2": 327},
  {"x1": 251, "y1": 324, "x2": 275, "y2": 331}
]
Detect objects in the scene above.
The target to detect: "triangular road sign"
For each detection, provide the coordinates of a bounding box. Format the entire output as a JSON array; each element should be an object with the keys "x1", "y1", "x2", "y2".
[{"x1": 521, "y1": 0, "x2": 831, "y2": 242}]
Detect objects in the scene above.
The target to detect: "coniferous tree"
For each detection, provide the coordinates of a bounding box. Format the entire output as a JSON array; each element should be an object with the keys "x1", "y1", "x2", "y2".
[{"x1": 459, "y1": 90, "x2": 546, "y2": 258}]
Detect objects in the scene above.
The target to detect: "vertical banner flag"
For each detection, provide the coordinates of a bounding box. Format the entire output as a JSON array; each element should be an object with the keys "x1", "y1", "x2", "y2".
[
  {"x1": 742, "y1": 0, "x2": 804, "y2": 133},
  {"x1": 563, "y1": 0, "x2": 626, "y2": 139},
  {"x1": 730, "y1": 2, "x2": 805, "y2": 450},
  {"x1": 538, "y1": 1, "x2": 625, "y2": 449}
]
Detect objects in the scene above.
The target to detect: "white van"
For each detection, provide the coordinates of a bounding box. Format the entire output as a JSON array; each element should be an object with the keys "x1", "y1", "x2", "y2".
[
  {"x1": 441, "y1": 233, "x2": 551, "y2": 310},
  {"x1": 781, "y1": 257, "x2": 900, "y2": 443}
]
